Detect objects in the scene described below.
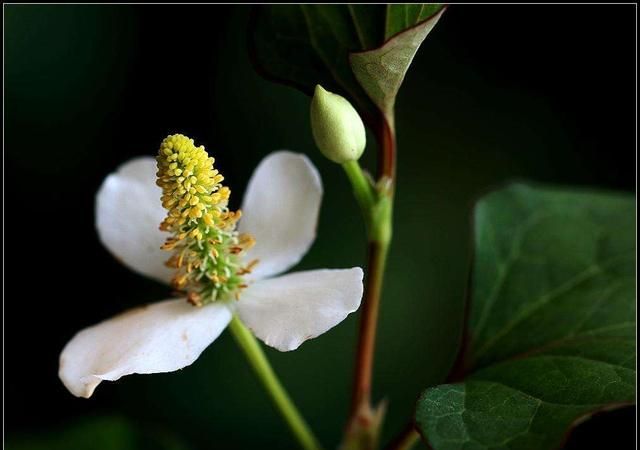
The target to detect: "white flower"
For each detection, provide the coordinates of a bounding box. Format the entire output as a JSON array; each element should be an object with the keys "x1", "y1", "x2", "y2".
[{"x1": 59, "y1": 151, "x2": 364, "y2": 398}]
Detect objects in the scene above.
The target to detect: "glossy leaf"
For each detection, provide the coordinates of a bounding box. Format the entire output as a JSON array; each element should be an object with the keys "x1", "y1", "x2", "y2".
[
  {"x1": 415, "y1": 183, "x2": 636, "y2": 450},
  {"x1": 249, "y1": 5, "x2": 445, "y2": 128}
]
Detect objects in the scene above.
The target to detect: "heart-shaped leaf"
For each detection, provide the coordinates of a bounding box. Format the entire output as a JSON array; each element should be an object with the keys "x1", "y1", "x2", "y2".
[
  {"x1": 249, "y1": 5, "x2": 445, "y2": 130},
  {"x1": 415, "y1": 183, "x2": 635, "y2": 450}
]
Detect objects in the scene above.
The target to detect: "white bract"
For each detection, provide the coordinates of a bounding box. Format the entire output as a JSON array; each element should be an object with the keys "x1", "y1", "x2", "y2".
[{"x1": 59, "y1": 150, "x2": 364, "y2": 398}]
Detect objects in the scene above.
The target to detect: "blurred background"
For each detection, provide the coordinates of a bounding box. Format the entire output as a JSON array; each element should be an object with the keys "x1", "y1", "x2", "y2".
[{"x1": 4, "y1": 4, "x2": 635, "y2": 450}]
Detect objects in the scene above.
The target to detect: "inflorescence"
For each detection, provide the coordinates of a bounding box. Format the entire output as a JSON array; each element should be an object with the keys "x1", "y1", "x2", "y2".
[{"x1": 156, "y1": 134, "x2": 256, "y2": 306}]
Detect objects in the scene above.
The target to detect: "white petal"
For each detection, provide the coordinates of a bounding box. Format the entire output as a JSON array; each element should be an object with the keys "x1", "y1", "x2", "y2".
[
  {"x1": 239, "y1": 151, "x2": 323, "y2": 280},
  {"x1": 96, "y1": 157, "x2": 173, "y2": 284},
  {"x1": 59, "y1": 299, "x2": 231, "y2": 398},
  {"x1": 236, "y1": 268, "x2": 364, "y2": 351}
]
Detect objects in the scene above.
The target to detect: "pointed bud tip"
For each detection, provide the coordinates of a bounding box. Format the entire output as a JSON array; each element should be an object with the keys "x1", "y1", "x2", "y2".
[{"x1": 310, "y1": 84, "x2": 366, "y2": 164}]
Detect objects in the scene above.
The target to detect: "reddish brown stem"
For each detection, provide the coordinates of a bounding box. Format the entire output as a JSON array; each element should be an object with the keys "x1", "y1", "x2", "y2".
[
  {"x1": 344, "y1": 117, "x2": 396, "y2": 447},
  {"x1": 377, "y1": 117, "x2": 396, "y2": 180},
  {"x1": 350, "y1": 241, "x2": 388, "y2": 417}
]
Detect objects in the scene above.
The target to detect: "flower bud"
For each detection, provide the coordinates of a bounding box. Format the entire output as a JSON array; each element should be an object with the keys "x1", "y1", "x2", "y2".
[{"x1": 310, "y1": 85, "x2": 366, "y2": 164}]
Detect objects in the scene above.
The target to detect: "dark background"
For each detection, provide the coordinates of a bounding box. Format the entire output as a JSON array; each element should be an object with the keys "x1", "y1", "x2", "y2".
[{"x1": 5, "y1": 4, "x2": 636, "y2": 450}]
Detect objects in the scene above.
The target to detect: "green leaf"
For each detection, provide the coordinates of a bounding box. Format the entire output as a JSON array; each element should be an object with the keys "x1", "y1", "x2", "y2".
[
  {"x1": 350, "y1": 7, "x2": 444, "y2": 132},
  {"x1": 6, "y1": 416, "x2": 191, "y2": 450},
  {"x1": 249, "y1": 5, "x2": 445, "y2": 128},
  {"x1": 384, "y1": 4, "x2": 445, "y2": 39},
  {"x1": 415, "y1": 183, "x2": 636, "y2": 450}
]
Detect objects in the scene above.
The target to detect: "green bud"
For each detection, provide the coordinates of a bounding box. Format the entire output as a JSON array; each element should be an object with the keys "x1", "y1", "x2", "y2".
[{"x1": 310, "y1": 85, "x2": 366, "y2": 163}]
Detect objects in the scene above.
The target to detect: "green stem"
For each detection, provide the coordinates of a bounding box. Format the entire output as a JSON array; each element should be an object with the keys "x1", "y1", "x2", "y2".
[
  {"x1": 228, "y1": 316, "x2": 323, "y2": 450},
  {"x1": 342, "y1": 160, "x2": 376, "y2": 228}
]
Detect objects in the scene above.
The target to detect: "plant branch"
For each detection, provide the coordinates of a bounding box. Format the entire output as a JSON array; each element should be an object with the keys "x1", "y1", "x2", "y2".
[
  {"x1": 377, "y1": 116, "x2": 397, "y2": 181},
  {"x1": 350, "y1": 240, "x2": 390, "y2": 418},
  {"x1": 343, "y1": 116, "x2": 396, "y2": 449},
  {"x1": 228, "y1": 316, "x2": 323, "y2": 450}
]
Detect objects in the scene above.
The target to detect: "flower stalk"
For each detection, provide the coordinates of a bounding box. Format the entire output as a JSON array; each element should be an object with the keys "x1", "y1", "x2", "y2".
[
  {"x1": 342, "y1": 160, "x2": 376, "y2": 228},
  {"x1": 228, "y1": 316, "x2": 323, "y2": 450}
]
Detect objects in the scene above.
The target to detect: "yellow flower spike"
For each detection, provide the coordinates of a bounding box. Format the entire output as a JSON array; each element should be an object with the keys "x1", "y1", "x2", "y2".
[{"x1": 156, "y1": 134, "x2": 257, "y2": 307}]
